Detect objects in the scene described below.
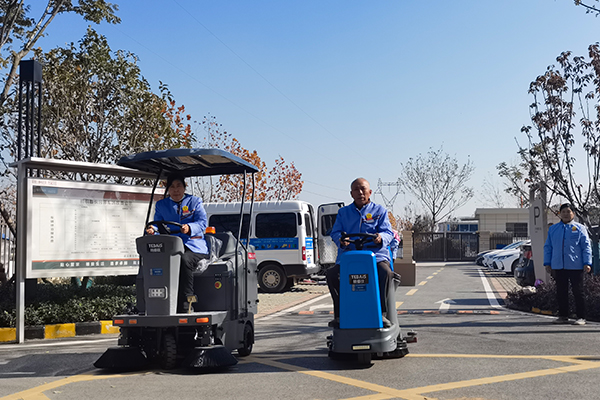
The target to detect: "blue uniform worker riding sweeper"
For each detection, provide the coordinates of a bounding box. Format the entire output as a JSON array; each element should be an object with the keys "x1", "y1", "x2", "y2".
[
  {"x1": 326, "y1": 177, "x2": 394, "y2": 328},
  {"x1": 145, "y1": 173, "x2": 209, "y2": 313}
]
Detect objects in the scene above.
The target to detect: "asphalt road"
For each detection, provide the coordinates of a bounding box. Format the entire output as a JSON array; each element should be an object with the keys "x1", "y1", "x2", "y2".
[{"x1": 2, "y1": 262, "x2": 600, "y2": 400}]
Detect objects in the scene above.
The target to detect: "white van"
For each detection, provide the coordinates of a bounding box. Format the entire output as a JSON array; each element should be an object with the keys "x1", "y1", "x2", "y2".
[{"x1": 204, "y1": 201, "x2": 342, "y2": 293}]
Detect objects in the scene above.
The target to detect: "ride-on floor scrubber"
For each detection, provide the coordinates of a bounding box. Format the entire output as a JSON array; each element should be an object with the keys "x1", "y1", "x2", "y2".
[
  {"x1": 327, "y1": 233, "x2": 416, "y2": 365},
  {"x1": 94, "y1": 148, "x2": 259, "y2": 370}
]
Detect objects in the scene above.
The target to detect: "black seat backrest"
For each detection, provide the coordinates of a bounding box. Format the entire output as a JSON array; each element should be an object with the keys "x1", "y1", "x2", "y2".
[{"x1": 211, "y1": 232, "x2": 237, "y2": 258}]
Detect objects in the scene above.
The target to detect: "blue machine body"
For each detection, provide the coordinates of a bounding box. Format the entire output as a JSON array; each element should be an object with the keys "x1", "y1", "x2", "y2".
[{"x1": 339, "y1": 250, "x2": 382, "y2": 329}]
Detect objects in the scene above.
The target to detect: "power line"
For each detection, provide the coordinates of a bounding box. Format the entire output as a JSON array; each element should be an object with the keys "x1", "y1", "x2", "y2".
[{"x1": 373, "y1": 178, "x2": 402, "y2": 214}]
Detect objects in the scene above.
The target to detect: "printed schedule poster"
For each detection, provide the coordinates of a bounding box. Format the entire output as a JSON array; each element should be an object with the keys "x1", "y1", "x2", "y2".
[{"x1": 28, "y1": 178, "x2": 155, "y2": 278}]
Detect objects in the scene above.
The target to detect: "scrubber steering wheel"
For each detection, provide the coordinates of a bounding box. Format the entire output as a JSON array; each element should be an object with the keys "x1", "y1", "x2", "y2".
[
  {"x1": 341, "y1": 232, "x2": 380, "y2": 250},
  {"x1": 146, "y1": 220, "x2": 183, "y2": 235}
]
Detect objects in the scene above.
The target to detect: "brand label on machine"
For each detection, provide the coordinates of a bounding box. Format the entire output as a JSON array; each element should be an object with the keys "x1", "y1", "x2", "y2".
[
  {"x1": 349, "y1": 274, "x2": 368, "y2": 285},
  {"x1": 147, "y1": 243, "x2": 164, "y2": 253}
]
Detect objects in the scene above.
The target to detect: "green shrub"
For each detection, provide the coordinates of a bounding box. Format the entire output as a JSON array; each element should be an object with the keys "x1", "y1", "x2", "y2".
[{"x1": 0, "y1": 281, "x2": 135, "y2": 328}]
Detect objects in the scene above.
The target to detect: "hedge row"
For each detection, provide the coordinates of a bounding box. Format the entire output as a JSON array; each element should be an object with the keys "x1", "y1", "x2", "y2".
[
  {"x1": 0, "y1": 280, "x2": 135, "y2": 328},
  {"x1": 506, "y1": 273, "x2": 600, "y2": 321}
]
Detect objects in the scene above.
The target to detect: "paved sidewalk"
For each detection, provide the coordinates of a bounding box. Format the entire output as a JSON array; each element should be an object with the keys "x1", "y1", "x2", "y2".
[
  {"x1": 483, "y1": 268, "x2": 520, "y2": 301},
  {"x1": 256, "y1": 281, "x2": 329, "y2": 318}
]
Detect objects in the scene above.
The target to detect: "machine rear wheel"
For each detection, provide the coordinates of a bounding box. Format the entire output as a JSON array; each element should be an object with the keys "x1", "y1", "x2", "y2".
[
  {"x1": 258, "y1": 264, "x2": 286, "y2": 293},
  {"x1": 237, "y1": 323, "x2": 254, "y2": 357},
  {"x1": 160, "y1": 333, "x2": 177, "y2": 369}
]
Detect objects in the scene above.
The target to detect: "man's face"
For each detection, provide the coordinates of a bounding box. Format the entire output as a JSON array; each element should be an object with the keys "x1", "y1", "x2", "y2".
[
  {"x1": 351, "y1": 179, "x2": 372, "y2": 207},
  {"x1": 560, "y1": 207, "x2": 574, "y2": 223}
]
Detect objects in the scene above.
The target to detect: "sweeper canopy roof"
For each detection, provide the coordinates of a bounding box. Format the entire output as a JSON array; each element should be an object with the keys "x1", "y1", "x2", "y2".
[{"x1": 117, "y1": 148, "x2": 259, "y2": 178}]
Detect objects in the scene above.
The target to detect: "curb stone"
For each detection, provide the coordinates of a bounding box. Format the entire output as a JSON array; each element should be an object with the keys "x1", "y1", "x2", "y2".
[{"x1": 0, "y1": 320, "x2": 119, "y2": 343}]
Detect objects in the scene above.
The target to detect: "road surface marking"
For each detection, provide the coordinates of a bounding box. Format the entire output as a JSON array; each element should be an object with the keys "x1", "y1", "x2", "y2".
[
  {"x1": 478, "y1": 268, "x2": 501, "y2": 308},
  {"x1": 405, "y1": 289, "x2": 418, "y2": 296},
  {"x1": 426, "y1": 275, "x2": 434, "y2": 279},
  {"x1": 435, "y1": 298, "x2": 456, "y2": 313},
  {"x1": 417, "y1": 281, "x2": 428, "y2": 286},
  {"x1": 245, "y1": 353, "x2": 600, "y2": 400},
  {"x1": 260, "y1": 293, "x2": 330, "y2": 321}
]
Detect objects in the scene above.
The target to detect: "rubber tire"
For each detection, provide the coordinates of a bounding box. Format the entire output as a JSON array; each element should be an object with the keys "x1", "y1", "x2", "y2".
[
  {"x1": 258, "y1": 264, "x2": 287, "y2": 293},
  {"x1": 357, "y1": 352, "x2": 372, "y2": 365},
  {"x1": 237, "y1": 323, "x2": 254, "y2": 357},
  {"x1": 160, "y1": 332, "x2": 177, "y2": 370},
  {"x1": 509, "y1": 259, "x2": 519, "y2": 275}
]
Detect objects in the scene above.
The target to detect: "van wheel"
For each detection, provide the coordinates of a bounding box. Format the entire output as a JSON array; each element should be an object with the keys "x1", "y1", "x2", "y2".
[{"x1": 259, "y1": 264, "x2": 286, "y2": 293}]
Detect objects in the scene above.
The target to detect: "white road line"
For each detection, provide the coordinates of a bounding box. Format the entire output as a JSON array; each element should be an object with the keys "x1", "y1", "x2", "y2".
[
  {"x1": 0, "y1": 338, "x2": 116, "y2": 351},
  {"x1": 259, "y1": 293, "x2": 330, "y2": 321},
  {"x1": 478, "y1": 268, "x2": 501, "y2": 308}
]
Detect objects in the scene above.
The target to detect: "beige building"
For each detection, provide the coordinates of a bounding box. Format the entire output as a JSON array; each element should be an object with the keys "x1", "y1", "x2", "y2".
[{"x1": 474, "y1": 208, "x2": 559, "y2": 236}]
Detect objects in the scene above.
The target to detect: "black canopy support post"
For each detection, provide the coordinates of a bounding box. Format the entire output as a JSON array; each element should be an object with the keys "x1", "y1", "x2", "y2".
[
  {"x1": 17, "y1": 60, "x2": 43, "y2": 170},
  {"x1": 242, "y1": 172, "x2": 256, "y2": 316},
  {"x1": 145, "y1": 168, "x2": 163, "y2": 231}
]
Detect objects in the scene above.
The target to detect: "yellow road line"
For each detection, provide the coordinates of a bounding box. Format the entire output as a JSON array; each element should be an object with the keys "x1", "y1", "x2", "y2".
[
  {"x1": 417, "y1": 281, "x2": 427, "y2": 286},
  {"x1": 247, "y1": 353, "x2": 600, "y2": 400},
  {"x1": 405, "y1": 289, "x2": 418, "y2": 296},
  {"x1": 426, "y1": 276, "x2": 434, "y2": 279},
  {"x1": 1, "y1": 371, "x2": 148, "y2": 400},
  {"x1": 395, "y1": 301, "x2": 404, "y2": 309}
]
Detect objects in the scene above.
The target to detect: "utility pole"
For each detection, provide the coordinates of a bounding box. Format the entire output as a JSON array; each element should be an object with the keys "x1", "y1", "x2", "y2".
[{"x1": 373, "y1": 178, "x2": 402, "y2": 214}]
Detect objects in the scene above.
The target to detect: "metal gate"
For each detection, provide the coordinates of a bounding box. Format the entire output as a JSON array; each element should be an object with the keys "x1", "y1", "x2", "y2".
[
  {"x1": 413, "y1": 232, "x2": 479, "y2": 262},
  {"x1": 490, "y1": 232, "x2": 528, "y2": 249}
]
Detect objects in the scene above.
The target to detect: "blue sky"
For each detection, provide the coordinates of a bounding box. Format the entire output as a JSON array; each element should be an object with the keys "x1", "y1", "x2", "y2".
[{"x1": 33, "y1": 1, "x2": 600, "y2": 218}]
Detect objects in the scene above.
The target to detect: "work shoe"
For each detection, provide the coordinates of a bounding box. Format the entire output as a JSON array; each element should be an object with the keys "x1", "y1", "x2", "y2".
[
  {"x1": 552, "y1": 316, "x2": 569, "y2": 324},
  {"x1": 328, "y1": 318, "x2": 339, "y2": 328},
  {"x1": 382, "y1": 315, "x2": 392, "y2": 328},
  {"x1": 573, "y1": 318, "x2": 586, "y2": 326}
]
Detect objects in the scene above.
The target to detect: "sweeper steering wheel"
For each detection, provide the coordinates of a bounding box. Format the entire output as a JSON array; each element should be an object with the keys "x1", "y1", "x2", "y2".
[
  {"x1": 341, "y1": 232, "x2": 379, "y2": 251},
  {"x1": 146, "y1": 220, "x2": 183, "y2": 235}
]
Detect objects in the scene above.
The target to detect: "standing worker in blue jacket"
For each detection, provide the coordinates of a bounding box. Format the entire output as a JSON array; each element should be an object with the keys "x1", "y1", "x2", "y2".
[
  {"x1": 326, "y1": 178, "x2": 394, "y2": 328},
  {"x1": 146, "y1": 173, "x2": 209, "y2": 313},
  {"x1": 543, "y1": 203, "x2": 592, "y2": 325}
]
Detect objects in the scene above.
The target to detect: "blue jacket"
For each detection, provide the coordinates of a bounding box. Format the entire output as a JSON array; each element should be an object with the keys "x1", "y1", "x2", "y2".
[
  {"x1": 153, "y1": 194, "x2": 208, "y2": 254},
  {"x1": 543, "y1": 221, "x2": 592, "y2": 270},
  {"x1": 330, "y1": 201, "x2": 393, "y2": 264}
]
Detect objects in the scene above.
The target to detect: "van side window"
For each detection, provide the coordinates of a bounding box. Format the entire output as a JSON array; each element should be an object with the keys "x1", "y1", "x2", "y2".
[
  {"x1": 255, "y1": 213, "x2": 296, "y2": 238},
  {"x1": 321, "y1": 214, "x2": 337, "y2": 236},
  {"x1": 209, "y1": 214, "x2": 251, "y2": 239},
  {"x1": 304, "y1": 214, "x2": 313, "y2": 238}
]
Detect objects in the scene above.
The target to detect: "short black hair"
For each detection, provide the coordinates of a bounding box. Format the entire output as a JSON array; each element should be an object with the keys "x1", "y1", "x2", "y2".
[
  {"x1": 559, "y1": 203, "x2": 573, "y2": 212},
  {"x1": 165, "y1": 173, "x2": 186, "y2": 191}
]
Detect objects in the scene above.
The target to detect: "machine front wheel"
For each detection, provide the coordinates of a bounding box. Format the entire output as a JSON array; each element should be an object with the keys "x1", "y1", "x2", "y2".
[
  {"x1": 357, "y1": 352, "x2": 372, "y2": 365},
  {"x1": 160, "y1": 333, "x2": 177, "y2": 369},
  {"x1": 237, "y1": 323, "x2": 254, "y2": 357},
  {"x1": 258, "y1": 264, "x2": 287, "y2": 293}
]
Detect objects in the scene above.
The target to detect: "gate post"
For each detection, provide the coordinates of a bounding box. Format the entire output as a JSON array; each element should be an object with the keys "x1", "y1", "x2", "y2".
[
  {"x1": 395, "y1": 231, "x2": 416, "y2": 286},
  {"x1": 478, "y1": 231, "x2": 491, "y2": 252}
]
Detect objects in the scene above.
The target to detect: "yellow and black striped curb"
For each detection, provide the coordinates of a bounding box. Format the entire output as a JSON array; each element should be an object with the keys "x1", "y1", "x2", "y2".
[{"x1": 0, "y1": 320, "x2": 120, "y2": 343}]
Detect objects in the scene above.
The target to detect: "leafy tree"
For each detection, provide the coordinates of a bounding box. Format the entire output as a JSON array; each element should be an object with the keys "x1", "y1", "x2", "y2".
[
  {"x1": 496, "y1": 161, "x2": 531, "y2": 208},
  {"x1": 519, "y1": 44, "x2": 600, "y2": 269},
  {"x1": 0, "y1": 27, "x2": 193, "y2": 182},
  {"x1": 196, "y1": 114, "x2": 303, "y2": 202},
  {"x1": 575, "y1": 0, "x2": 600, "y2": 15},
  {"x1": 519, "y1": 45, "x2": 600, "y2": 227},
  {"x1": 0, "y1": 0, "x2": 120, "y2": 110},
  {"x1": 398, "y1": 146, "x2": 474, "y2": 230}
]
